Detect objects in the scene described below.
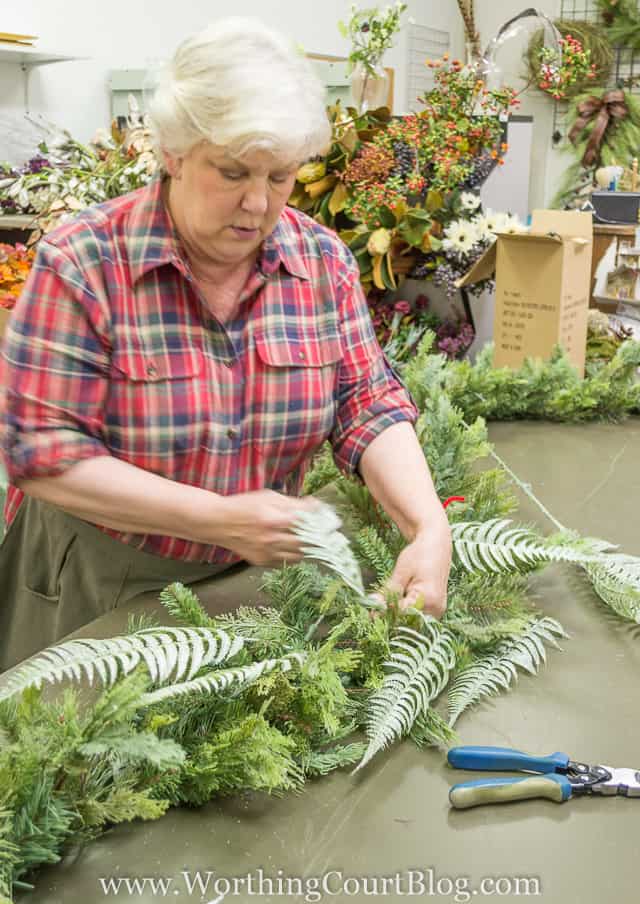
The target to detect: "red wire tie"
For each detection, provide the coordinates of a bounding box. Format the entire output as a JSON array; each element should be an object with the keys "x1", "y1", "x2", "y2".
[{"x1": 442, "y1": 496, "x2": 466, "y2": 509}]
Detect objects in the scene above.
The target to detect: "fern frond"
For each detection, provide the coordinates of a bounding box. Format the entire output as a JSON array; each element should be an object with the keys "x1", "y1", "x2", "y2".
[
  {"x1": 452, "y1": 519, "x2": 549, "y2": 573},
  {"x1": 452, "y1": 519, "x2": 640, "y2": 622},
  {"x1": 0, "y1": 628, "x2": 244, "y2": 702},
  {"x1": 354, "y1": 615, "x2": 456, "y2": 772},
  {"x1": 140, "y1": 652, "x2": 306, "y2": 706},
  {"x1": 293, "y1": 503, "x2": 366, "y2": 597},
  {"x1": 583, "y1": 564, "x2": 640, "y2": 623},
  {"x1": 447, "y1": 617, "x2": 567, "y2": 726}
]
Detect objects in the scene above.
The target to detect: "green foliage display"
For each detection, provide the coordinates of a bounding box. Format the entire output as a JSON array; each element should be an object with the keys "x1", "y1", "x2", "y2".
[
  {"x1": 596, "y1": 0, "x2": 640, "y2": 50},
  {"x1": 437, "y1": 340, "x2": 640, "y2": 423},
  {"x1": 1, "y1": 334, "x2": 639, "y2": 900}
]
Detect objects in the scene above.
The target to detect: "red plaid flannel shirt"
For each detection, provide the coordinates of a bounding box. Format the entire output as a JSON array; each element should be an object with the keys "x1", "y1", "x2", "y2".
[{"x1": 0, "y1": 178, "x2": 417, "y2": 564}]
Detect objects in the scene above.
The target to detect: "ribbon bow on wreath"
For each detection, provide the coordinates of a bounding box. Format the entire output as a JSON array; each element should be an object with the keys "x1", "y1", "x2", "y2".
[{"x1": 568, "y1": 89, "x2": 628, "y2": 167}]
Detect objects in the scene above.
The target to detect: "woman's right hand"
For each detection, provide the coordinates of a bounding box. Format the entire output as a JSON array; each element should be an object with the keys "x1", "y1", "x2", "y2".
[{"x1": 212, "y1": 490, "x2": 320, "y2": 566}]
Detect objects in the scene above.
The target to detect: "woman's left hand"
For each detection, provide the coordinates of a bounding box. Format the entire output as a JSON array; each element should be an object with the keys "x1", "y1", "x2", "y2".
[{"x1": 384, "y1": 525, "x2": 452, "y2": 618}]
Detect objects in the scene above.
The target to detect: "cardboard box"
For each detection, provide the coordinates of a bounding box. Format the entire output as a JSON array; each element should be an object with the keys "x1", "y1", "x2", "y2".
[{"x1": 459, "y1": 210, "x2": 593, "y2": 376}]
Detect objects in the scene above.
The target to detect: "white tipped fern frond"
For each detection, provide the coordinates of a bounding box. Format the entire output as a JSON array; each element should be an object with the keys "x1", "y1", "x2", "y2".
[
  {"x1": 583, "y1": 564, "x2": 640, "y2": 623},
  {"x1": 293, "y1": 503, "x2": 366, "y2": 597},
  {"x1": 0, "y1": 628, "x2": 244, "y2": 702},
  {"x1": 452, "y1": 519, "x2": 551, "y2": 574},
  {"x1": 354, "y1": 614, "x2": 456, "y2": 772},
  {"x1": 141, "y1": 651, "x2": 306, "y2": 706},
  {"x1": 452, "y1": 519, "x2": 640, "y2": 622},
  {"x1": 447, "y1": 617, "x2": 567, "y2": 726}
]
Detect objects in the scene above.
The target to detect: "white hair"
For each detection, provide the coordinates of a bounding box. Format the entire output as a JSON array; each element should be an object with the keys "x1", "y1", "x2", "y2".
[{"x1": 147, "y1": 17, "x2": 332, "y2": 165}]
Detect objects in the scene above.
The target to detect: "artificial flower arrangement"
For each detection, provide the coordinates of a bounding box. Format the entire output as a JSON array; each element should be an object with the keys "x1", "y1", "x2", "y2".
[
  {"x1": 0, "y1": 243, "x2": 35, "y2": 310},
  {"x1": 368, "y1": 290, "x2": 476, "y2": 362},
  {"x1": 0, "y1": 100, "x2": 158, "y2": 238},
  {"x1": 338, "y1": 1, "x2": 409, "y2": 76},
  {"x1": 289, "y1": 55, "x2": 521, "y2": 351},
  {"x1": 535, "y1": 33, "x2": 597, "y2": 100}
]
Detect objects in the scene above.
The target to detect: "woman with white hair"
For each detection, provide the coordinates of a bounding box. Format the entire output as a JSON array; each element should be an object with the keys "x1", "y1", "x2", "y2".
[{"x1": 0, "y1": 18, "x2": 451, "y2": 670}]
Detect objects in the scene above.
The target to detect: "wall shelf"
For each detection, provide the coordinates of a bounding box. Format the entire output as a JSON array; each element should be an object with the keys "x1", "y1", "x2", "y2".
[
  {"x1": 0, "y1": 44, "x2": 80, "y2": 66},
  {"x1": 0, "y1": 43, "x2": 85, "y2": 111}
]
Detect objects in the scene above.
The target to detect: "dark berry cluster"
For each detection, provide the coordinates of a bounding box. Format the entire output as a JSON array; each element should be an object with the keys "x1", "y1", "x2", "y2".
[
  {"x1": 462, "y1": 154, "x2": 495, "y2": 190},
  {"x1": 432, "y1": 262, "x2": 461, "y2": 298},
  {"x1": 390, "y1": 141, "x2": 416, "y2": 180}
]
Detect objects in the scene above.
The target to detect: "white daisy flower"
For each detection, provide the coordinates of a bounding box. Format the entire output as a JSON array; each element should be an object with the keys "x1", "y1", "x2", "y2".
[
  {"x1": 501, "y1": 213, "x2": 527, "y2": 234},
  {"x1": 460, "y1": 192, "x2": 481, "y2": 212},
  {"x1": 443, "y1": 220, "x2": 481, "y2": 254}
]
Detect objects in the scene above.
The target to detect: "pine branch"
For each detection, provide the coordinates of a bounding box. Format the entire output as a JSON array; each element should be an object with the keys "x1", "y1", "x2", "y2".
[
  {"x1": 355, "y1": 525, "x2": 395, "y2": 582},
  {"x1": 303, "y1": 743, "x2": 367, "y2": 776},
  {"x1": 410, "y1": 708, "x2": 459, "y2": 750},
  {"x1": 159, "y1": 583, "x2": 216, "y2": 628},
  {"x1": 302, "y1": 443, "x2": 341, "y2": 495},
  {"x1": 79, "y1": 732, "x2": 186, "y2": 770}
]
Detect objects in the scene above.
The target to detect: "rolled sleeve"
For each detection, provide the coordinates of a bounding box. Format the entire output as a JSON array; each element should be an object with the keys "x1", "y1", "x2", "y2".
[
  {"x1": 329, "y1": 262, "x2": 418, "y2": 476},
  {"x1": 0, "y1": 239, "x2": 111, "y2": 483}
]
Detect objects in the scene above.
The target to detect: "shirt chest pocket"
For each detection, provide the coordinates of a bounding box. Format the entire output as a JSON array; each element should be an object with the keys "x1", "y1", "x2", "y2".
[
  {"x1": 106, "y1": 347, "x2": 206, "y2": 467},
  {"x1": 252, "y1": 330, "x2": 343, "y2": 463}
]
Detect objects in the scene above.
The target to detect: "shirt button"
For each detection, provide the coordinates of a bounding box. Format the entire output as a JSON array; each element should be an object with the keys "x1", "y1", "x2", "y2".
[
  {"x1": 224, "y1": 360, "x2": 234, "y2": 368},
  {"x1": 146, "y1": 364, "x2": 157, "y2": 377},
  {"x1": 226, "y1": 428, "x2": 238, "y2": 440},
  {"x1": 298, "y1": 351, "x2": 305, "y2": 360}
]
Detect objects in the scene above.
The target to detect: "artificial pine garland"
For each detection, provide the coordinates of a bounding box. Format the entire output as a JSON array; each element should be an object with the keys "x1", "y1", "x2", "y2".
[{"x1": 1, "y1": 334, "x2": 639, "y2": 901}]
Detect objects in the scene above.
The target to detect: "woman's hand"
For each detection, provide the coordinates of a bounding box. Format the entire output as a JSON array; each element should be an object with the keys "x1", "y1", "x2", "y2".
[
  {"x1": 383, "y1": 523, "x2": 452, "y2": 618},
  {"x1": 214, "y1": 490, "x2": 320, "y2": 566}
]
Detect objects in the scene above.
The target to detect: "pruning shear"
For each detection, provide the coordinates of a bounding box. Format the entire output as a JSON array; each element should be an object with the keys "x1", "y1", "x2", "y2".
[{"x1": 447, "y1": 746, "x2": 640, "y2": 809}]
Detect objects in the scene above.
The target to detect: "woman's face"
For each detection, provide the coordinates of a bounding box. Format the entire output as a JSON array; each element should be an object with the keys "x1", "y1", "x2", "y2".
[{"x1": 165, "y1": 142, "x2": 299, "y2": 267}]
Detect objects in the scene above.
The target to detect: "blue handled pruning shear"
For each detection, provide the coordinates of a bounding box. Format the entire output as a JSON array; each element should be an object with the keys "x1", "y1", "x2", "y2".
[{"x1": 448, "y1": 746, "x2": 640, "y2": 810}]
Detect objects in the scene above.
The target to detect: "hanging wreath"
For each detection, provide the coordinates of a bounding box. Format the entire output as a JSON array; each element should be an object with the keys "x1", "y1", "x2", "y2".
[
  {"x1": 596, "y1": 0, "x2": 640, "y2": 50},
  {"x1": 526, "y1": 20, "x2": 614, "y2": 99}
]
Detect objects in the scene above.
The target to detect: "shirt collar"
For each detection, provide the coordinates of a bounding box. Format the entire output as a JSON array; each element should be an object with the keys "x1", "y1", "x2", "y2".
[
  {"x1": 127, "y1": 177, "x2": 182, "y2": 285},
  {"x1": 128, "y1": 179, "x2": 309, "y2": 284}
]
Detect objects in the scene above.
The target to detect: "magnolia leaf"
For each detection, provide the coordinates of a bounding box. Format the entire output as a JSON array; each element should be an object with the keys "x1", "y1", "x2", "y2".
[
  {"x1": 383, "y1": 251, "x2": 397, "y2": 290},
  {"x1": 355, "y1": 249, "x2": 373, "y2": 277},
  {"x1": 378, "y1": 205, "x2": 397, "y2": 229},
  {"x1": 425, "y1": 190, "x2": 444, "y2": 213},
  {"x1": 393, "y1": 199, "x2": 408, "y2": 220},
  {"x1": 305, "y1": 175, "x2": 338, "y2": 200},
  {"x1": 350, "y1": 231, "x2": 372, "y2": 252},
  {"x1": 328, "y1": 182, "x2": 348, "y2": 216},
  {"x1": 340, "y1": 127, "x2": 359, "y2": 154},
  {"x1": 372, "y1": 253, "x2": 386, "y2": 290}
]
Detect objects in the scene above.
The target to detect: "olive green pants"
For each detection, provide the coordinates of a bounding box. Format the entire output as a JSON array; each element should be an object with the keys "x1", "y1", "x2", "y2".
[{"x1": 0, "y1": 497, "x2": 235, "y2": 671}]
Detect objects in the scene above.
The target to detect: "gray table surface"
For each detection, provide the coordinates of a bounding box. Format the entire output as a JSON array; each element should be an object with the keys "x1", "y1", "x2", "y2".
[{"x1": 14, "y1": 420, "x2": 640, "y2": 904}]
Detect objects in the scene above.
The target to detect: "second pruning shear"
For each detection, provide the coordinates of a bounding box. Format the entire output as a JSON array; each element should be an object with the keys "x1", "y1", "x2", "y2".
[{"x1": 448, "y1": 746, "x2": 640, "y2": 810}]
